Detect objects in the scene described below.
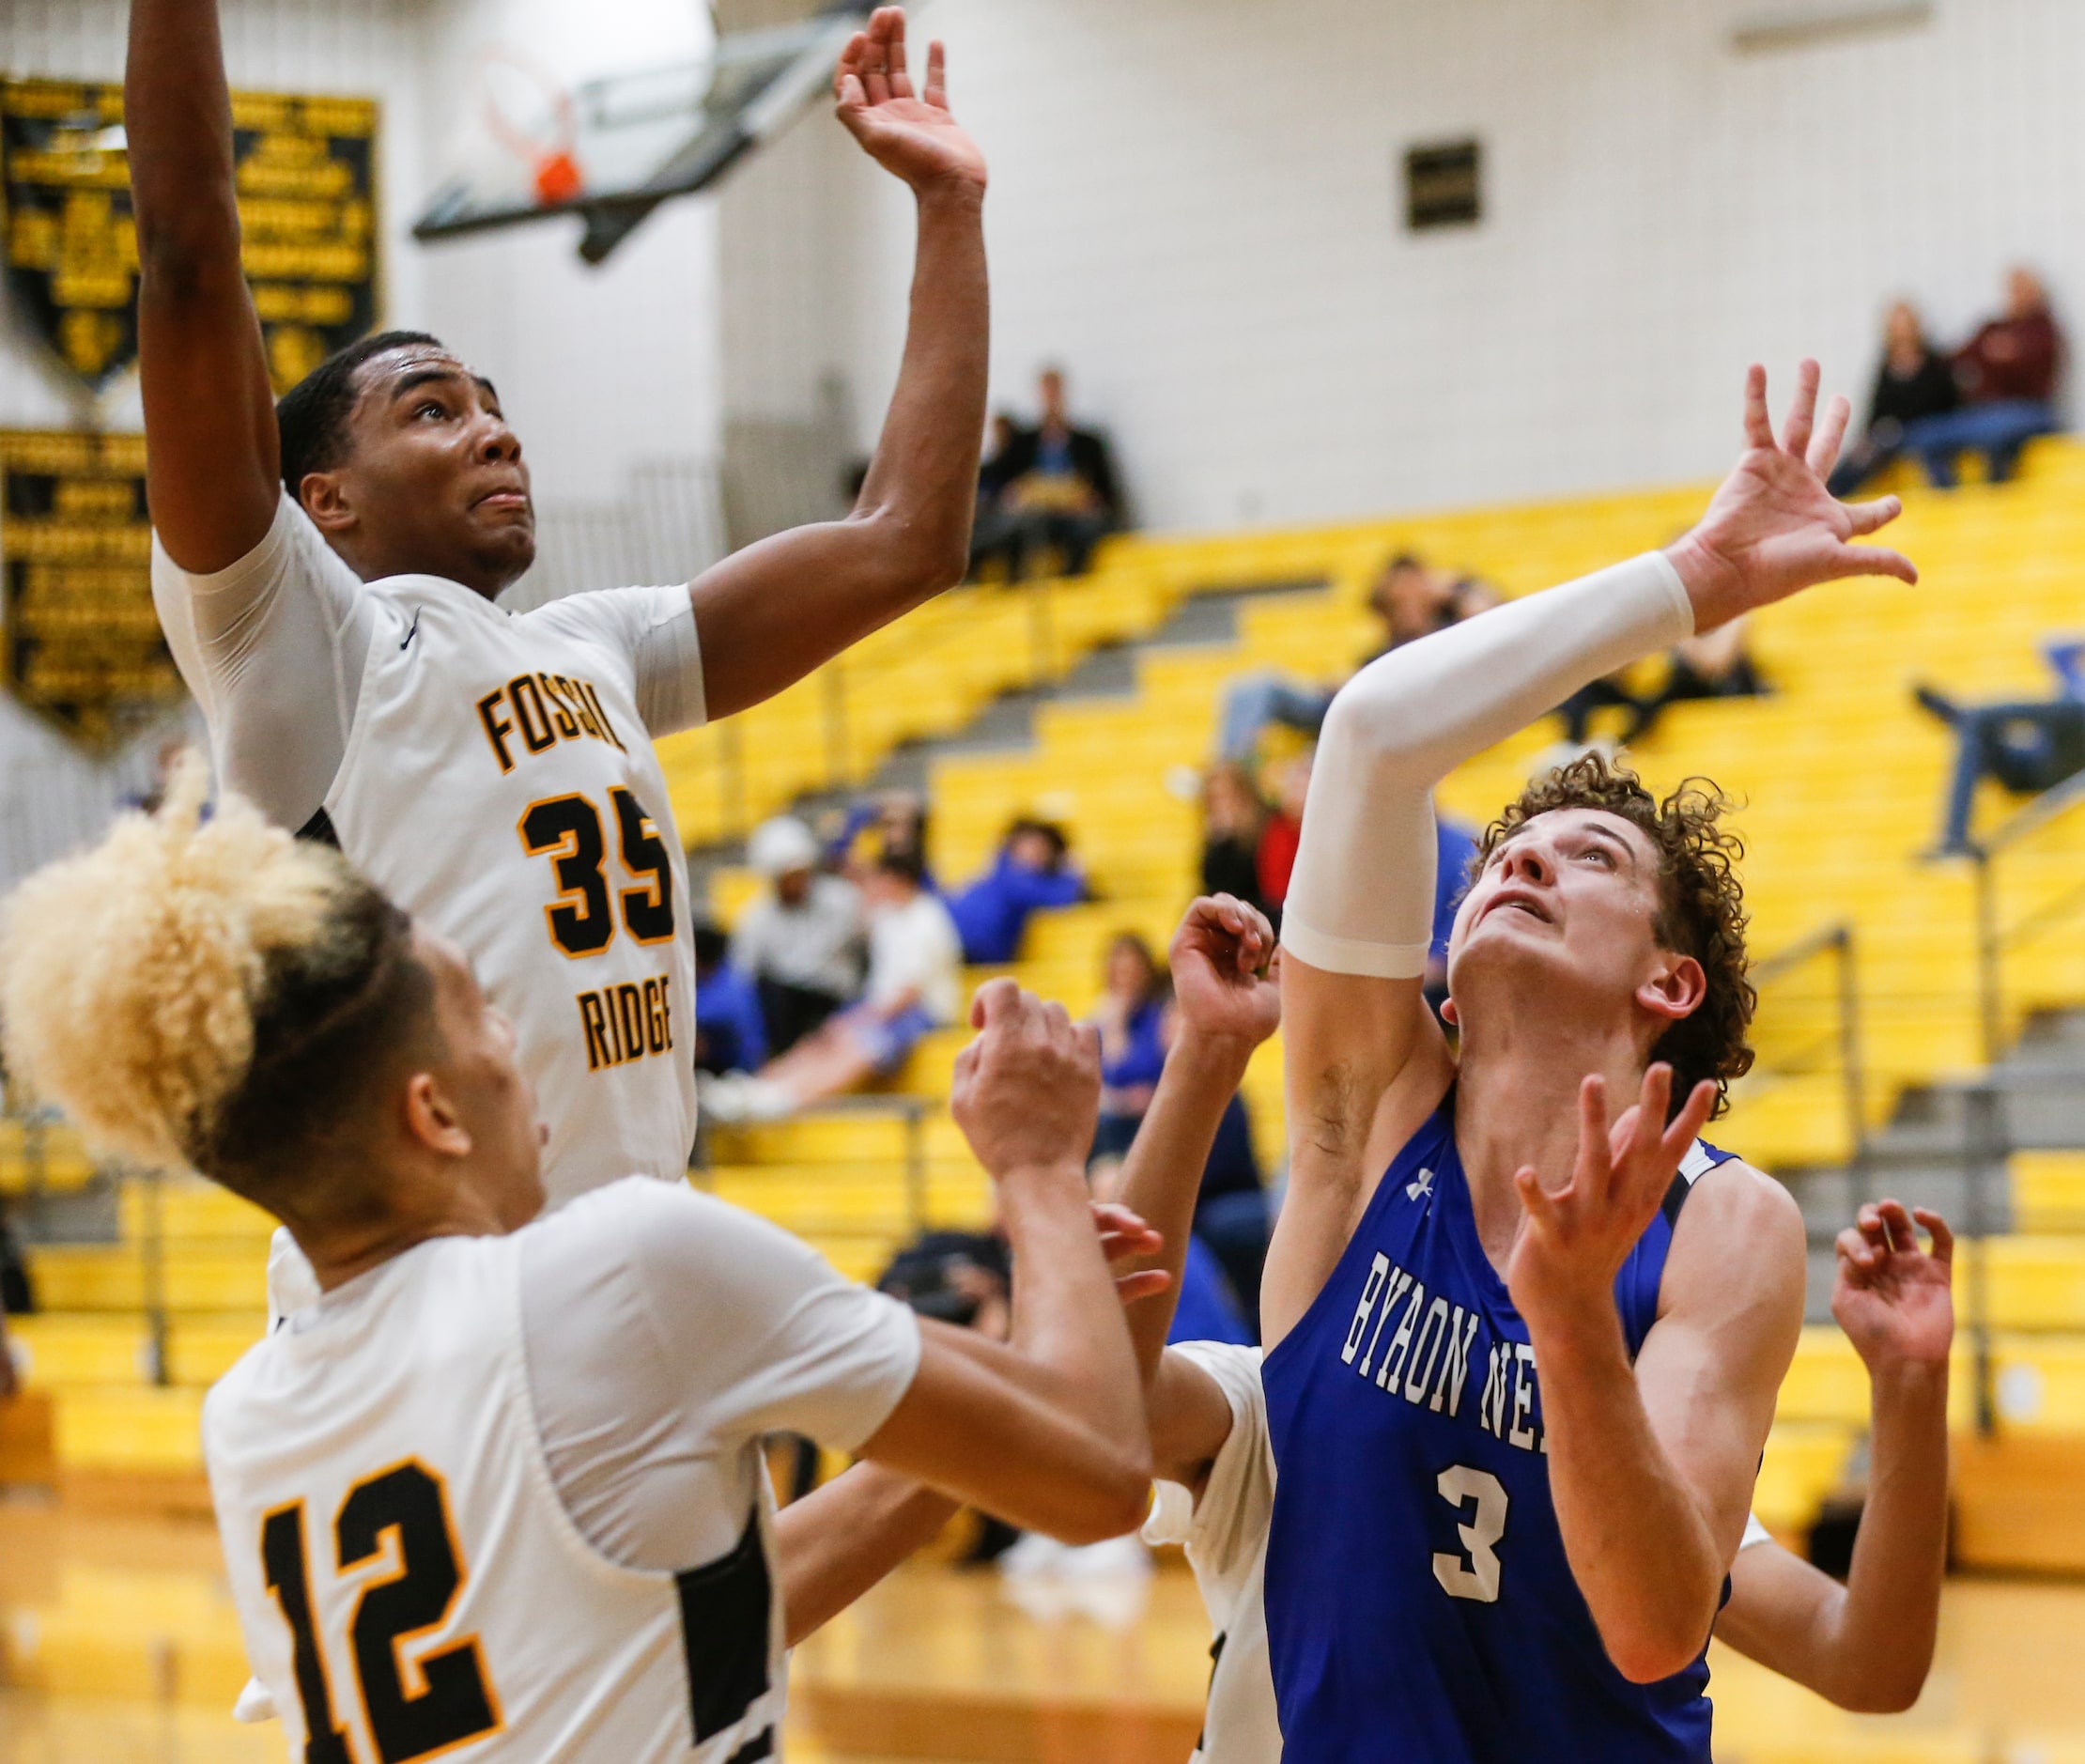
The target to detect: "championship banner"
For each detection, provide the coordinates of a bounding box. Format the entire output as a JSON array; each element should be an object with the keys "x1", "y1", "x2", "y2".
[
  {"x1": 1, "y1": 78, "x2": 378, "y2": 393},
  {"x1": 0, "y1": 429, "x2": 180, "y2": 749}
]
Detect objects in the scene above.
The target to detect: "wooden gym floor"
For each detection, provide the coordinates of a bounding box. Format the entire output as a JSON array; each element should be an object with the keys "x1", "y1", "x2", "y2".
[{"x1": 8, "y1": 1497, "x2": 2085, "y2": 1763}]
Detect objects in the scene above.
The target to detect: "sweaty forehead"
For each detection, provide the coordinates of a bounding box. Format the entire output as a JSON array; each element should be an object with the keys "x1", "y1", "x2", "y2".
[{"x1": 359, "y1": 348, "x2": 489, "y2": 402}]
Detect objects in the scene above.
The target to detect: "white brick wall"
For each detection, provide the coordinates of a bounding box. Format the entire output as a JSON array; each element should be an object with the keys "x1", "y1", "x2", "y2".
[{"x1": 796, "y1": 0, "x2": 2085, "y2": 531}]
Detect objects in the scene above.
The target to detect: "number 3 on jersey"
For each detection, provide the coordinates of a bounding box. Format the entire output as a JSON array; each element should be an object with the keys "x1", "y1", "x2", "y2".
[
  {"x1": 1432, "y1": 1463, "x2": 1508, "y2": 1602},
  {"x1": 519, "y1": 786, "x2": 675, "y2": 958},
  {"x1": 262, "y1": 1460, "x2": 502, "y2": 1763}
]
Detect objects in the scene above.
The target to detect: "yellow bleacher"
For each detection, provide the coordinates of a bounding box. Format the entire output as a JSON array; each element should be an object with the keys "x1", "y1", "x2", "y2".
[{"x1": 22, "y1": 443, "x2": 2085, "y2": 1526}]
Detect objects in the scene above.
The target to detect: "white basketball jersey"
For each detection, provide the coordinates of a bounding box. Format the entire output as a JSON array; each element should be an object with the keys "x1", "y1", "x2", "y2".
[
  {"x1": 207, "y1": 1229, "x2": 787, "y2": 1764},
  {"x1": 324, "y1": 577, "x2": 697, "y2": 1206}
]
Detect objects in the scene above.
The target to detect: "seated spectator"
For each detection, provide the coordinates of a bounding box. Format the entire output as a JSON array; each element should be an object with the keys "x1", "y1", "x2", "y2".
[
  {"x1": 827, "y1": 790, "x2": 934, "y2": 887},
  {"x1": 1553, "y1": 620, "x2": 1765, "y2": 749},
  {"x1": 1199, "y1": 763, "x2": 1273, "y2": 920},
  {"x1": 731, "y1": 815, "x2": 865, "y2": 1058},
  {"x1": 692, "y1": 922, "x2": 766, "y2": 1076},
  {"x1": 703, "y1": 849, "x2": 963, "y2": 1121},
  {"x1": 1914, "y1": 641, "x2": 2085, "y2": 853},
  {"x1": 1255, "y1": 750, "x2": 1312, "y2": 922},
  {"x1": 946, "y1": 818, "x2": 1088, "y2": 965},
  {"x1": 1828, "y1": 301, "x2": 1959, "y2": 497},
  {"x1": 1214, "y1": 551, "x2": 1458, "y2": 764},
  {"x1": 970, "y1": 366, "x2": 1122, "y2": 580},
  {"x1": 1909, "y1": 268, "x2": 2064, "y2": 487},
  {"x1": 1190, "y1": 1091, "x2": 1270, "y2": 1337},
  {"x1": 1090, "y1": 932, "x2": 1172, "y2": 1161},
  {"x1": 967, "y1": 412, "x2": 1025, "y2": 580}
]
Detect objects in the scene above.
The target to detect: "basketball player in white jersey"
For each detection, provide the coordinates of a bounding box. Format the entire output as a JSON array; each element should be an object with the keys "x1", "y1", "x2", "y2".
[
  {"x1": 0, "y1": 773, "x2": 1160, "y2": 1764},
  {"x1": 130, "y1": 0, "x2": 987, "y2": 1204}
]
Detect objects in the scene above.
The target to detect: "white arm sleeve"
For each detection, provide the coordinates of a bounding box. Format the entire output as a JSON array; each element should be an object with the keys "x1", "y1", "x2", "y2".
[
  {"x1": 521, "y1": 1177, "x2": 919, "y2": 1571},
  {"x1": 524, "y1": 584, "x2": 706, "y2": 736},
  {"x1": 1280, "y1": 553, "x2": 1694, "y2": 978},
  {"x1": 149, "y1": 494, "x2": 378, "y2": 832}
]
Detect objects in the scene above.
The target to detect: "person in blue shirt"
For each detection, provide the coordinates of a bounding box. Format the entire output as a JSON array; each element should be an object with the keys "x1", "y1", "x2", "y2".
[
  {"x1": 1915, "y1": 636, "x2": 2085, "y2": 854},
  {"x1": 692, "y1": 922, "x2": 768, "y2": 1076},
  {"x1": 946, "y1": 818, "x2": 1088, "y2": 965}
]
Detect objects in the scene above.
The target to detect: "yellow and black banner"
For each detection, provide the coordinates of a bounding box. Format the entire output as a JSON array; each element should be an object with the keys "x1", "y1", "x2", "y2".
[
  {"x1": 1, "y1": 78, "x2": 378, "y2": 393},
  {"x1": 0, "y1": 429, "x2": 179, "y2": 749}
]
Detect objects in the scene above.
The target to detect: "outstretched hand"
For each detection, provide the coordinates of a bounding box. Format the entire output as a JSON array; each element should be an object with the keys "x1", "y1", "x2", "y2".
[
  {"x1": 834, "y1": 8, "x2": 987, "y2": 194},
  {"x1": 1506, "y1": 1064, "x2": 1719, "y2": 1332},
  {"x1": 952, "y1": 979, "x2": 1100, "y2": 1178},
  {"x1": 1091, "y1": 1200, "x2": 1172, "y2": 1306},
  {"x1": 1831, "y1": 1199, "x2": 1954, "y2": 1373},
  {"x1": 1168, "y1": 894, "x2": 1281, "y2": 1051},
  {"x1": 1666, "y1": 361, "x2": 1916, "y2": 632}
]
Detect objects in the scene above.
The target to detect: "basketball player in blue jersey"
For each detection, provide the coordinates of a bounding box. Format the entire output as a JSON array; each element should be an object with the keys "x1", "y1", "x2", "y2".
[{"x1": 1259, "y1": 362, "x2": 1917, "y2": 1761}]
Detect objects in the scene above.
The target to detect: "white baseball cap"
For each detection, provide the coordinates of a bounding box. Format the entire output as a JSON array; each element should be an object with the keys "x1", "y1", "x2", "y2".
[{"x1": 748, "y1": 815, "x2": 819, "y2": 879}]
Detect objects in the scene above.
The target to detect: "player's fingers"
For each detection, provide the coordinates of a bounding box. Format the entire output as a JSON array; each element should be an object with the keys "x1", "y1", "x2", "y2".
[
  {"x1": 1637, "y1": 1063, "x2": 1673, "y2": 1145},
  {"x1": 1663, "y1": 1079, "x2": 1718, "y2": 1159},
  {"x1": 1514, "y1": 1165, "x2": 1564, "y2": 1230},
  {"x1": 1116, "y1": 1270, "x2": 1173, "y2": 1304},
  {"x1": 1844, "y1": 493, "x2": 1904, "y2": 536},
  {"x1": 1854, "y1": 1200, "x2": 1889, "y2": 1246},
  {"x1": 925, "y1": 39, "x2": 949, "y2": 109},
  {"x1": 1835, "y1": 1224, "x2": 1878, "y2": 1275},
  {"x1": 886, "y1": 9, "x2": 914, "y2": 98},
  {"x1": 1826, "y1": 544, "x2": 1918, "y2": 586},
  {"x1": 1779, "y1": 358, "x2": 1821, "y2": 459},
  {"x1": 1913, "y1": 1206, "x2": 1955, "y2": 1266},
  {"x1": 1807, "y1": 392, "x2": 1852, "y2": 479},
  {"x1": 1579, "y1": 1073, "x2": 1613, "y2": 1173},
  {"x1": 834, "y1": 71, "x2": 870, "y2": 116},
  {"x1": 970, "y1": 975, "x2": 1017, "y2": 1029},
  {"x1": 1742, "y1": 364, "x2": 1773, "y2": 450},
  {"x1": 1877, "y1": 1198, "x2": 1918, "y2": 1253},
  {"x1": 861, "y1": 11, "x2": 894, "y2": 105}
]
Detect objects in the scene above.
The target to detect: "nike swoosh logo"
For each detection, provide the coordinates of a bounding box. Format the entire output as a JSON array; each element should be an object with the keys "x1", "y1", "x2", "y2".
[{"x1": 400, "y1": 609, "x2": 421, "y2": 651}]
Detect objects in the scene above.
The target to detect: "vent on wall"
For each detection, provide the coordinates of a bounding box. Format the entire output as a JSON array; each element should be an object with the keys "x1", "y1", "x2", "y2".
[
  {"x1": 1730, "y1": 2, "x2": 1934, "y2": 54},
  {"x1": 1404, "y1": 139, "x2": 1482, "y2": 233}
]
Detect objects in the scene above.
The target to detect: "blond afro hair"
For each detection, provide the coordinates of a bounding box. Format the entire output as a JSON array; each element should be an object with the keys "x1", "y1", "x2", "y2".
[{"x1": 0, "y1": 754, "x2": 364, "y2": 1171}]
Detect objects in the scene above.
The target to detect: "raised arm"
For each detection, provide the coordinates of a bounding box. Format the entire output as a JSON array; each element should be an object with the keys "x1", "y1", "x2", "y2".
[
  {"x1": 854, "y1": 981, "x2": 1151, "y2": 1542},
  {"x1": 1511, "y1": 1067, "x2": 1805, "y2": 1683},
  {"x1": 128, "y1": 0, "x2": 282, "y2": 571},
  {"x1": 689, "y1": 8, "x2": 989, "y2": 721},
  {"x1": 1267, "y1": 362, "x2": 1913, "y2": 1348},
  {"x1": 1718, "y1": 1201, "x2": 1953, "y2": 1712},
  {"x1": 1107, "y1": 897, "x2": 1278, "y2": 1484}
]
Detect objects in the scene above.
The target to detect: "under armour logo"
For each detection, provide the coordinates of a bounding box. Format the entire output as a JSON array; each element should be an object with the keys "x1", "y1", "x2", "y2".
[{"x1": 1406, "y1": 1168, "x2": 1434, "y2": 1202}]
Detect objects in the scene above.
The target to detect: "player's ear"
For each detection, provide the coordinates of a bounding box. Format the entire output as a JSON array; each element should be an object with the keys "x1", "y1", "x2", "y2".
[
  {"x1": 298, "y1": 470, "x2": 357, "y2": 536},
  {"x1": 1636, "y1": 952, "x2": 1706, "y2": 1024},
  {"x1": 401, "y1": 1070, "x2": 473, "y2": 1159}
]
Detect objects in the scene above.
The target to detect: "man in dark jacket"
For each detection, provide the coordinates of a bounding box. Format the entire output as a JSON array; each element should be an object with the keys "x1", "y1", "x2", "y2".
[
  {"x1": 975, "y1": 367, "x2": 1123, "y2": 578},
  {"x1": 1910, "y1": 269, "x2": 2065, "y2": 487}
]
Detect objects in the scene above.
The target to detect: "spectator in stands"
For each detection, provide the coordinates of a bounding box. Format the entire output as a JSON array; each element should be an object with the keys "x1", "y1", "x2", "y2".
[
  {"x1": 703, "y1": 848, "x2": 963, "y2": 1121},
  {"x1": 1828, "y1": 302, "x2": 1960, "y2": 497},
  {"x1": 1213, "y1": 551, "x2": 1456, "y2": 764},
  {"x1": 1256, "y1": 750, "x2": 1312, "y2": 922},
  {"x1": 1090, "y1": 932, "x2": 1172, "y2": 1162},
  {"x1": 730, "y1": 815, "x2": 865, "y2": 1059},
  {"x1": 1190, "y1": 1091, "x2": 1270, "y2": 1336},
  {"x1": 1914, "y1": 641, "x2": 2085, "y2": 853},
  {"x1": 1624, "y1": 619, "x2": 1768, "y2": 742},
  {"x1": 946, "y1": 817, "x2": 1088, "y2": 965},
  {"x1": 1199, "y1": 763, "x2": 1273, "y2": 920},
  {"x1": 828, "y1": 790, "x2": 934, "y2": 887},
  {"x1": 971, "y1": 366, "x2": 1123, "y2": 580},
  {"x1": 1910, "y1": 268, "x2": 2065, "y2": 487},
  {"x1": 968, "y1": 412, "x2": 1025, "y2": 580},
  {"x1": 693, "y1": 922, "x2": 767, "y2": 1077}
]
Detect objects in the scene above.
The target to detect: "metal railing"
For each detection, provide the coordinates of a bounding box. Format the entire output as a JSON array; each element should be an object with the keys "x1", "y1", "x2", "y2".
[
  {"x1": 1747, "y1": 919, "x2": 1872, "y2": 1181},
  {"x1": 1968, "y1": 764, "x2": 2085, "y2": 1064}
]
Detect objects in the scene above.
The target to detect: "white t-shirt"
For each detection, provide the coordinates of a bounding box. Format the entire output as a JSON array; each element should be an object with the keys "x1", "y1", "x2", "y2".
[
  {"x1": 153, "y1": 497, "x2": 707, "y2": 1206},
  {"x1": 733, "y1": 875, "x2": 866, "y2": 1001},
  {"x1": 1143, "y1": 1341, "x2": 1281, "y2": 1764},
  {"x1": 209, "y1": 1177, "x2": 919, "y2": 1762},
  {"x1": 1142, "y1": 1341, "x2": 1778, "y2": 1764},
  {"x1": 867, "y1": 890, "x2": 964, "y2": 1023}
]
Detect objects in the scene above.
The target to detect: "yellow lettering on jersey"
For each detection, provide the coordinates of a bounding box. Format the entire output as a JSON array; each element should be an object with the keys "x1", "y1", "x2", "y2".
[
  {"x1": 478, "y1": 672, "x2": 629, "y2": 775},
  {"x1": 577, "y1": 977, "x2": 674, "y2": 1072}
]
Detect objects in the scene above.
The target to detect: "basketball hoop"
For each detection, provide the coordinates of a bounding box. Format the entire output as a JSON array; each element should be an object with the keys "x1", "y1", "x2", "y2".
[{"x1": 478, "y1": 48, "x2": 585, "y2": 209}]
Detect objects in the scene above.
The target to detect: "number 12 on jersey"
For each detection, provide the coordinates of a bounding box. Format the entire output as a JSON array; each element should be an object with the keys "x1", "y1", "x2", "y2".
[{"x1": 261, "y1": 1460, "x2": 502, "y2": 1763}]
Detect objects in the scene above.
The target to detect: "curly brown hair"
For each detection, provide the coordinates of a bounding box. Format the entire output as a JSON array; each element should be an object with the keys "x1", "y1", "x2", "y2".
[{"x1": 1475, "y1": 752, "x2": 1754, "y2": 1118}]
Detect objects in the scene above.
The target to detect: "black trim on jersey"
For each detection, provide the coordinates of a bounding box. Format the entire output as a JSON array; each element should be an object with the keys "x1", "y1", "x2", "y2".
[
  {"x1": 297, "y1": 805, "x2": 342, "y2": 849},
  {"x1": 724, "y1": 1728, "x2": 775, "y2": 1764},
  {"x1": 675, "y1": 1506, "x2": 772, "y2": 1745},
  {"x1": 1197, "y1": 1631, "x2": 1227, "y2": 1755},
  {"x1": 1659, "y1": 1170, "x2": 1693, "y2": 1234}
]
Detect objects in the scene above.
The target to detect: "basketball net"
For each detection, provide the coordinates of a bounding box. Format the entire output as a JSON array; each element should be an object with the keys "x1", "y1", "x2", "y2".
[{"x1": 479, "y1": 49, "x2": 585, "y2": 209}]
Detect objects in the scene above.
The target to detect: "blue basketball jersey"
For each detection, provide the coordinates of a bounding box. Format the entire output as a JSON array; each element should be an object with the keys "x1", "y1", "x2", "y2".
[{"x1": 1261, "y1": 1090, "x2": 1738, "y2": 1763}]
